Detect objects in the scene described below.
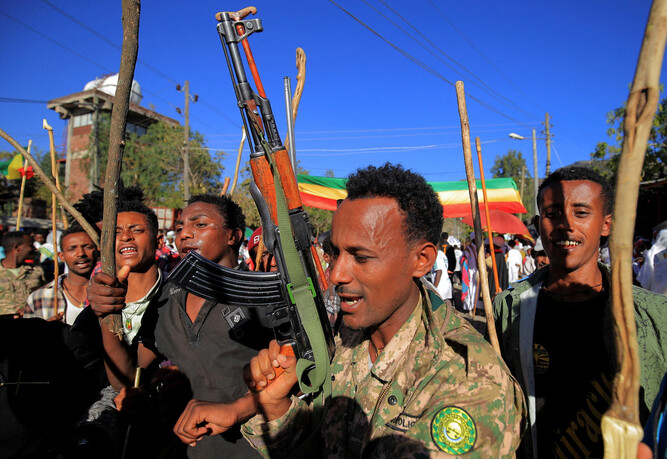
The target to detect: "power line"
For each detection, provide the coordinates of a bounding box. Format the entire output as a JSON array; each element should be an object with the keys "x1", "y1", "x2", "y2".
[
  {"x1": 38, "y1": 0, "x2": 179, "y2": 86},
  {"x1": 0, "y1": 97, "x2": 49, "y2": 104},
  {"x1": 328, "y1": 0, "x2": 531, "y2": 126},
  {"x1": 371, "y1": 0, "x2": 540, "y2": 122},
  {"x1": 427, "y1": 0, "x2": 547, "y2": 113},
  {"x1": 8, "y1": 4, "x2": 238, "y2": 134}
]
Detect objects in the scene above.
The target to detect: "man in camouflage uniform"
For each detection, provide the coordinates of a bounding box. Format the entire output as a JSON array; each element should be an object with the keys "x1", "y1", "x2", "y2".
[
  {"x1": 0, "y1": 231, "x2": 46, "y2": 316},
  {"x1": 174, "y1": 163, "x2": 526, "y2": 457}
]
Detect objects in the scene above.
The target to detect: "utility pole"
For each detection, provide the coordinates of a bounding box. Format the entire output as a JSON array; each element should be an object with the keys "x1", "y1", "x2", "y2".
[
  {"x1": 177, "y1": 81, "x2": 197, "y2": 201},
  {"x1": 545, "y1": 112, "x2": 552, "y2": 176},
  {"x1": 532, "y1": 128, "x2": 538, "y2": 215},
  {"x1": 183, "y1": 80, "x2": 191, "y2": 201}
]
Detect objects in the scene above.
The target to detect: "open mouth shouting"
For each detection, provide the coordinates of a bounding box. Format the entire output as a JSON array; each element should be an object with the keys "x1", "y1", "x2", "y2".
[
  {"x1": 74, "y1": 258, "x2": 91, "y2": 269},
  {"x1": 118, "y1": 245, "x2": 138, "y2": 257}
]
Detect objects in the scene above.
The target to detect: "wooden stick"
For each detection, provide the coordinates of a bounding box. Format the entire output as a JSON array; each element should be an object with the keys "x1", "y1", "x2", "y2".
[
  {"x1": 602, "y1": 0, "x2": 667, "y2": 456},
  {"x1": 220, "y1": 177, "x2": 231, "y2": 196},
  {"x1": 0, "y1": 129, "x2": 99, "y2": 246},
  {"x1": 455, "y1": 81, "x2": 500, "y2": 354},
  {"x1": 43, "y1": 121, "x2": 61, "y2": 316},
  {"x1": 16, "y1": 140, "x2": 32, "y2": 230},
  {"x1": 43, "y1": 120, "x2": 69, "y2": 230},
  {"x1": 100, "y1": 0, "x2": 141, "y2": 339},
  {"x1": 254, "y1": 238, "x2": 264, "y2": 271},
  {"x1": 228, "y1": 126, "x2": 246, "y2": 197},
  {"x1": 284, "y1": 48, "x2": 306, "y2": 155},
  {"x1": 475, "y1": 138, "x2": 501, "y2": 295}
]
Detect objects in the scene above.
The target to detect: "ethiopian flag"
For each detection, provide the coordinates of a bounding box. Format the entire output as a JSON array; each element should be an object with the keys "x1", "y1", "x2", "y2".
[
  {"x1": 297, "y1": 175, "x2": 526, "y2": 217},
  {"x1": 0, "y1": 154, "x2": 23, "y2": 180}
]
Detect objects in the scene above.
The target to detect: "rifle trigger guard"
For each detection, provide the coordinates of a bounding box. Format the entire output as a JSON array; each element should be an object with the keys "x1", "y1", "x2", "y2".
[{"x1": 286, "y1": 278, "x2": 317, "y2": 305}]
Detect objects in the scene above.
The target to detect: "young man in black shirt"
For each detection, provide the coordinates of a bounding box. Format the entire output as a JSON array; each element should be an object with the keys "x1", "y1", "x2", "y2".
[{"x1": 492, "y1": 166, "x2": 667, "y2": 458}]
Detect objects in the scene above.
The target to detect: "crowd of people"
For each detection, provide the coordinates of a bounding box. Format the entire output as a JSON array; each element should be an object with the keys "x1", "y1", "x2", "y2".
[{"x1": 0, "y1": 163, "x2": 665, "y2": 458}]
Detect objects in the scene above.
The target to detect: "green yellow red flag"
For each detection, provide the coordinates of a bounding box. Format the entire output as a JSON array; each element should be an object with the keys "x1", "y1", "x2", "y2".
[
  {"x1": 0, "y1": 154, "x2": 23, "y2": 180},
  {"x1": 297, "y1": 175, "x2": 526, "y2": 217}
]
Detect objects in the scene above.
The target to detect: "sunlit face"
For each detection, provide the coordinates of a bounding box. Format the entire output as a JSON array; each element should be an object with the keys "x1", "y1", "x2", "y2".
[
  {"x1": 115, "y1": 212, "x2": 158, "y2": 273},
  {"x1": 537, "y1": 180, "x2": 611, "y2": 274},
  {"x1": 175, "y1": 202, "x2": 238, "y2": 268},
  {"x1": 329, "y1": 197, "x2": 429, "y2": 332},
  {"x1": 59, "y1": 232, "x2": 98, "y2": 277}
]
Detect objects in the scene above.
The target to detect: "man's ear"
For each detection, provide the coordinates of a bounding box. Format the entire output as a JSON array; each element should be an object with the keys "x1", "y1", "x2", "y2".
[
  {"x1": 58, "y1": 251, "x2": 65, "y2": 264},
  {"x1": 411, "y1": 241, "x2": 437, "y2": 278},
  {"x1": 532, "y1": 215, "x2": 541, "y2": 236},
  {"x1": 601, "y1": 214, "x2": 612, "y2": 237},
  {"x1": 228, "y1": 228, "x2": 243, "y2": 247}
]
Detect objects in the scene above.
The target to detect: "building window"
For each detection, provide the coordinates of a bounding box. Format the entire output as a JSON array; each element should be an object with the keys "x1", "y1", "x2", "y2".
[
  {"x1": 73, "y1": 113, "x2": 93, "y2": 127},
  {"x1": 126, "y1": 122, "x2": 147, "y2": 136}
]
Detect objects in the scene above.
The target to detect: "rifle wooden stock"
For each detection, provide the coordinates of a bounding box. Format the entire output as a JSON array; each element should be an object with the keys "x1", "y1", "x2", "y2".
[{"x1": 250, "y1": 148, "x2": 303, "y2": 224}]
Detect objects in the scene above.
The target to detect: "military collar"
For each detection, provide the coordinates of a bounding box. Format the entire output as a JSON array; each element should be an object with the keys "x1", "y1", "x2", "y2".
[{"x1": 369, "y1": 294, "x2": 423, "y2": 382}]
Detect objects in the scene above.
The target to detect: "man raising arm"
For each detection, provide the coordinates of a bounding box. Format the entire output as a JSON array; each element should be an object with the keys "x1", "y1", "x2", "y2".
[{"x1": 176, "y1": 163, "x2": 526, "y2": 457}]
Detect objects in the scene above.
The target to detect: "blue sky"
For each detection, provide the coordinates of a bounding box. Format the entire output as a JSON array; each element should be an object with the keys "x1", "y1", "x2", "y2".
[{"x1": 1, "y1": 0, "x2": 664, "y2": 183}]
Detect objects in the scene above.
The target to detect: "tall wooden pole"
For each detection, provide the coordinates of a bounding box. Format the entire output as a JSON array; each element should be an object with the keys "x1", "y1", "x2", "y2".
[
  {"x1": 455, "y1": 81, "x2": 500, "y2": 354},
  {"x1": 43, "y1": 121, "x2": 60, "y2": 316},
  {"x1": 228, "y1": 126, "x2": 246, "y2": 197},
  {"x1": 100, "y1": 0, "x2": 141, "y2": 339},
  {"x1": 602, "y1": 0, "x2": 667, "y2": 457},
  {"x1": 16, "y1": 139, "x2": 32, "y2": 230},
  {"x1": 44, "y1": 120, "x2": 68, "y2": 229},
  {"x1": 476, "y1": 138, "x2": 501, "y2": 295}
]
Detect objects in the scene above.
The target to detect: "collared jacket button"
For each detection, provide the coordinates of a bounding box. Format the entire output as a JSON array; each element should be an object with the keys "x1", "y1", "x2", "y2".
[{"x1": 388, "y1": 395, "x2": 397, "y2": 405}]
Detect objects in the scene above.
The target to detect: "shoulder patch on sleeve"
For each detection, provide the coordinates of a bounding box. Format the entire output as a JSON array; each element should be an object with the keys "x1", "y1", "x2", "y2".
[{"x1": 431, "y1": 406, "x2": 476, "y2": 454}]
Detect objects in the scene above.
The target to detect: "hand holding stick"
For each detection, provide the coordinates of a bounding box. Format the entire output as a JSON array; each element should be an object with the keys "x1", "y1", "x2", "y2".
[{"x1": 100, "y1": 0, "x2": 141, "y2": 339}]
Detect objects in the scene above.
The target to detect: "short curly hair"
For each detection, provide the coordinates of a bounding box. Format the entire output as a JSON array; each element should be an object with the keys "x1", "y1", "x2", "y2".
[
  {"x1": 72, "y1": 184, "x2": 146, "y2": 227},
  {"x1": 537, "y1": 166, "x2": 613, "y2": 214},
  {"x1": 117, "y1": 200, "x2": 159, "y2": 236},
  {"x1": 187, "y1": 194, "x2": 246, "y2": 252},
  {"x1": 345, "y1": 163, "x2": 443, "y2": 245}
]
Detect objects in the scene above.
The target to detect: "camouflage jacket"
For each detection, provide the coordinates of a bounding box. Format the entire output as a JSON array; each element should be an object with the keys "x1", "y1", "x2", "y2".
[
  {"x1": 243, "y1": 284, "x2": 526, "y2": 457},
  {"x1": 492, "y1": 263, "x2": 667, "y2": 458},
  {"x1": 0, "y1": 261, "x2": 46, "y2": 315}
]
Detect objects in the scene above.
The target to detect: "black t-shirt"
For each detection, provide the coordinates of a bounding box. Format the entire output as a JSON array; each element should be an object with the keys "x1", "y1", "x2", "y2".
[
  {"x1": 533, "y1": 287, "x2": 613, "y2": 458},
  {"x1": 140, "y1": 281, "x2": 272, "y2": 458}
]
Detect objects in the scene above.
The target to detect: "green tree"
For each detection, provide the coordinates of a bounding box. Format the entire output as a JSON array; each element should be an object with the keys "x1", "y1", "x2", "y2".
[
  {"x1": 591, "y1": 98, "x2": 667, "y2": 184},
  {"x1": 490, "y1": 149, "x2": 535, "y2": 217},
  {"x1": 590, "y1": 97, "x2": 667, "y2": 237},
  {"x1": 94, "y1": 114, "x2": 224, "y2": 208}
]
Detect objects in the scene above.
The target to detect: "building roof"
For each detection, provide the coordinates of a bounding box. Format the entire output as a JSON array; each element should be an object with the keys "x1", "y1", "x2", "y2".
[{"x1": 47, "y1": 88, "x2": 179, "y2": 127}]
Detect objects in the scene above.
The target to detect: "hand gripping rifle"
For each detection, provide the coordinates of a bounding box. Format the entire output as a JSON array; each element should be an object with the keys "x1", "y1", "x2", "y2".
[{"x1": 168, "y1": 7, "x2": 334, "y2": 412}]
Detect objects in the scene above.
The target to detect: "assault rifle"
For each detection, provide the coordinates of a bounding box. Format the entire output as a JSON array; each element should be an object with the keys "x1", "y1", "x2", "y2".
[{"x1": 168, "y1": 7, "x2": 334, "y2": 404}]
